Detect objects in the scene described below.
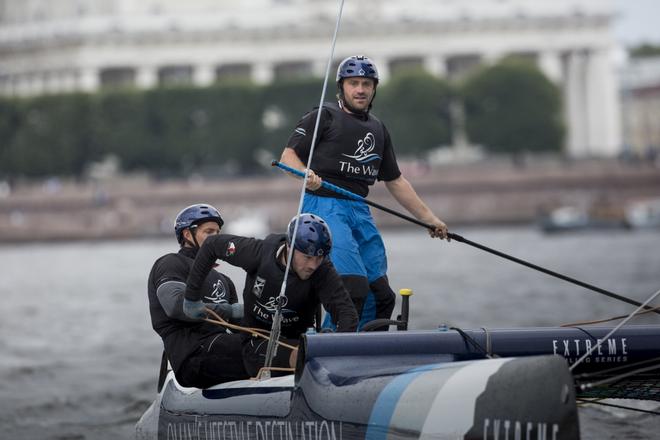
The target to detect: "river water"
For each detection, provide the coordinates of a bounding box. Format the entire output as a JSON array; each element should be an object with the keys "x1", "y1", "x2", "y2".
[{"x1": 1, "y1": 226, "x2": 659, "y2": 439}]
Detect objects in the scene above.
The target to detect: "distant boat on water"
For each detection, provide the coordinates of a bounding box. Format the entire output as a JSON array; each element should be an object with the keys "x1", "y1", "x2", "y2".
[
  {"x1": 538, "y1": 206, "x2": 626, "y2": 233},
  {"x1": 624, "y1": 198, "x2": 660, "y2": 229},
  {"x1": 537, "y1": 198, "x2": 660, "y2": 233}
]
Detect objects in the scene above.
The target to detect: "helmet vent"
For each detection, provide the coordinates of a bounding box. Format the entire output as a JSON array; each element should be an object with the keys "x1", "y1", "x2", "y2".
[
  {"x1": 174, "y1": 203, "x2": 224, "y2": 243},
  {"x1": 287, "y1": 213, "x2": 332, "y2": 257},
  {"x1": 336, "y1": 55, "x2": 379, "y2": 83}
]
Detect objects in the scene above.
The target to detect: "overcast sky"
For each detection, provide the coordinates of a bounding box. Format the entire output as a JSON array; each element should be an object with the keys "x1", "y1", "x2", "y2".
[{"x1": 613, "y1": 0, "x2": 660, "y2": 46}]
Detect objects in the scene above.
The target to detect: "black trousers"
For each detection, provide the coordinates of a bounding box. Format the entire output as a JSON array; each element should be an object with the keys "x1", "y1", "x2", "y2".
[
  {"x1": 342, "y1": 275, "x2": 396, "y2": 328},
  {"x1": 176, "y1": 332, "x2": 248, "y2": 388},
  {"x1": 242, "y1": 336, "x2": 298, "y2": 378}
]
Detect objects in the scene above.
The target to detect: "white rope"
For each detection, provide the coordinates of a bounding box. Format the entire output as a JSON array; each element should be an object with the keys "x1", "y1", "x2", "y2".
[
  {"x1": 569, "y1": 287, "x2": 660, "y2": 373},
  {"x1": 262, "y1": 0, "x2": 346, "y2": 375}
]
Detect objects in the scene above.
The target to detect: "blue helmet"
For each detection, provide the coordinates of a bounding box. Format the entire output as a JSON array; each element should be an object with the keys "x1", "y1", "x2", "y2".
[
  {"x1": 287, "y1": 213, "x2": 332, "y2": 257},
  {"x1": 336, "y1": 55, "x2": 379, "y2": 84},
  {"x1": 336, "y1": 55, "x2": 379, "y2": 113},
  {"x1": 174, "y1": 203, "x2": 224, "y2": 244}
]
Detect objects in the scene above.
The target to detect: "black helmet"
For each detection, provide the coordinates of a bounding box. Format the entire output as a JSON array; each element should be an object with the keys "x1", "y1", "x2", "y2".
[
  {"x1": 287, "y1": 213, "x2": 332, "y2": 257},
  {"x1": 174, "y1": 203, "x2": 223, "y2": 244}
]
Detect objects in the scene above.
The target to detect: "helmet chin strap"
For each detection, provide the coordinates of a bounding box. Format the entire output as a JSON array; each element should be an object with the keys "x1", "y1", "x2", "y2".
[
  {"x1": 182, "y1": 227, "x2": 201, "y2": 250},
  {"x1": 277, "y1": 244, "x2": 288, "y2": 264}
]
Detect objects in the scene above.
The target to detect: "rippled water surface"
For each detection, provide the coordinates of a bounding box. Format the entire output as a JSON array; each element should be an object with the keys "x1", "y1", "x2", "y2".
[{"x1": 1, "y1": 226, "x2": 659, "y2": 439}]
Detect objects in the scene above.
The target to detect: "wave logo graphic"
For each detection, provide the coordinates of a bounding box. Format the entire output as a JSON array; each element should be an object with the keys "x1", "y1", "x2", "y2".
[
  {"x1": 204, "y1": 279, "x2": 227, "y2": 303},
  {"x1": 257, "y1": 295, "x2": 291, "y2": 313},
  {"x1": 342, "y1": 132, "x2": 380, "y2": 163}
]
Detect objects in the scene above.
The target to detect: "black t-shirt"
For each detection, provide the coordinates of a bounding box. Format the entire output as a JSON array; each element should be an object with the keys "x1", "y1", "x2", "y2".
[
  {"x1": 147, "y1": 246, "x2": 237, "y2": 372},
  {"x1": 286, "y1": 101, "x2": 402, "y2": 198},
  {"x1": 185, "y1": 233, "x2": 358, "y2": 339}
]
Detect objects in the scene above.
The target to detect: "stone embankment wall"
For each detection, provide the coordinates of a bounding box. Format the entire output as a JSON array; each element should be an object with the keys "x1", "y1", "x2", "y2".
[{"x1": 1, "y1": 160, "x2": 659, "y2": 243}]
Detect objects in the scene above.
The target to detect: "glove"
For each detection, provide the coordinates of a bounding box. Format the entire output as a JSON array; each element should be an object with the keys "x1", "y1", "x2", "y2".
[
  {"x1": 183, "y1": 298, "x2": 208, "y2": 320},
  {"x1": 210, "y1": 303, "x2": 244, "y2": 322}
]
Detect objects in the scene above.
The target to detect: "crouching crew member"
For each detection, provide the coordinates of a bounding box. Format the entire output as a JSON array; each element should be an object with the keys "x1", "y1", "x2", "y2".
[
  {"x1": 184, "y1": 213, "x2": 358, "y2": 376},
  {"x1": 147, "y1": 203, "x2": 248, "y2": 388}
]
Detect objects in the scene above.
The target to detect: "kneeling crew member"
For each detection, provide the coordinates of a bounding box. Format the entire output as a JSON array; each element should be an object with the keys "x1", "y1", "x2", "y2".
[
  {"x1": 147, "y1": 203, "x2": 248, "y2": 388},
  {"x1": 184, "y1": 213, "x2": 359, "y2": 376}
]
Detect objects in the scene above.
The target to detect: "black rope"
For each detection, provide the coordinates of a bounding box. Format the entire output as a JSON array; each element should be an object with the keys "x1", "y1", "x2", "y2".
[
  {"x1": 450, "y1": 327, "x2": 496, "y2": 358},
  {"x1": 273, "y1": 160, "x2": 660, "y2": 314},
  {"x1": 449, "y1": 233, "x2": 660, "y2": 314},
  {"x1": 577, "y1": 399, "x2": 660, "y2": 416}
]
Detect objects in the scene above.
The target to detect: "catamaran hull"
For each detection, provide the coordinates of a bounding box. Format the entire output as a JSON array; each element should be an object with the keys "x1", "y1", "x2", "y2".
[{"x1": 137, "y1": 331, "x2": 581, "y2": 440}]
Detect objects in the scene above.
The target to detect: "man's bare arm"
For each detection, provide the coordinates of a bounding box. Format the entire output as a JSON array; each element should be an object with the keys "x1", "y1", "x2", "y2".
[
  {"x1": 385, "y1": 175, "x2": 449, "y2": 240},
  {"x1": 280, "y1": 147, "x2": 322, "y2": 191}
]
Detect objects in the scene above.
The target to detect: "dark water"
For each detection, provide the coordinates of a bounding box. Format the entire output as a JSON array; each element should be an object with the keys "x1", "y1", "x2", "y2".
[{"x1": 1, "y1": 226, "x2": 659, "y2": 439}]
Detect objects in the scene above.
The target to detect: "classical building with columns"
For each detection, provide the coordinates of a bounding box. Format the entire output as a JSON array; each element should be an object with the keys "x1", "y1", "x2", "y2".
[
  {"x1": 620, "y1": 56, "x2": 660, "y2": 158},
  {"x1": 0, "y1": 0, "x2": 622, "y2": 156}
]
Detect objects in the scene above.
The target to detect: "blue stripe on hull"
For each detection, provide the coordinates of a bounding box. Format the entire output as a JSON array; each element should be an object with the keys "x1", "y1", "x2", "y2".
[{"x1": 365, "y1": 364, "x2": 445, "y2": 440}]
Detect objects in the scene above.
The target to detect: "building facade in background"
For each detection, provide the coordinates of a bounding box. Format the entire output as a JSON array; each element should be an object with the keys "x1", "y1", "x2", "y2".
[
  {"x1": 0, "y1": 0, "x2": 622, "y2": 157},
  {"x1": 620, "y1": 56, "x2": 660, "y2": 159}
]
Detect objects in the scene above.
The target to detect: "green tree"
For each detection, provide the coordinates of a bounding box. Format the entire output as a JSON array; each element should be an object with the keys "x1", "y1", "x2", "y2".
[
  {"x1": 260, "y1": 78, "x2": 334, "y2": 159},
  {"x1": 91, "y1": 90, "x2": 150, "y2": 172},
  {"x1": 461, "y1": 60, "x2": 564, "y2": 154},
  {"x1": 0, "y1": 98, "x2": 21, "y2": 177},
  {"x1": 196, "y1": 83, "x2": 264, "y2": 173},
  {"x1": 92, "y1": 84, "x2": 264, "y2": 176},
  {"x1": 377, "y1": 70, "x2": 453, "y2": 156},
  {"x1": 8, "y1": 93, "x2": 97, "y2": 177},
  {"x1": 630, "y1": 43, "x2": 660, "y2": 58},
  {"x1": 0, "y1": 72, "x2": 462, "y2": 179}
]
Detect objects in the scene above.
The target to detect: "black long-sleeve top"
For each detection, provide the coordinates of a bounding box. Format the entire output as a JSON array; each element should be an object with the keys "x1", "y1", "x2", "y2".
[
  {"x1": 185, "y1": 233, "x2": 358, "y2": 338},
  {"x1": 147, "y1": 246, "x2": 238, "y2": 372}
]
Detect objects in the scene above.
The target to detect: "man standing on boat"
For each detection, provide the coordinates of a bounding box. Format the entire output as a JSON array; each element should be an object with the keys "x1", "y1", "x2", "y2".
[
  {"x1": 279, "y1": 55, "x2": 449, "y2": 329},
  {"x1": 184, "y1": 213, "x2": 358, "y2": 377},
  {"x1": 147, "y1": 203, "x2": 248, "y2": 388}
]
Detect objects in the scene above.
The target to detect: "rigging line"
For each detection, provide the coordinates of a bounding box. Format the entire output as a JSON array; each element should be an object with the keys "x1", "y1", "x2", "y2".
[
  {"x1": 450, "y1": 327, "x2": 495, "y2": 359},
  {"x1": 272, "y1": 160, "x2": 660, "y2": 315},
  {"x1": 204, "y1": 309, "x2": 298, "y2": 351},
  {"x1": 578, "y1": 362, "x2": 660, "y2": 390},
  {"x1": 576, "y1": 399, "x2": 660, "y2": 416},
  {"x1": 262, "y1": 0, "x2": 347, "y2": 375},
  {"x1": 560, "y1": 305, "x2": 660, "y2": 327},
  {"x1": 574, "y1": 356, "x2": 660, "y2": 381},
  {"x1": 204, "y1": 308, "x2": 272, "y2": 337},
  {"x1": 205, "y1": 318, "x2": 297, "y2": 351},
  {"x1": 450, "y1": 234, "x2": 660, "y2": 314},
  {"x1": 570, "y1": 287, "x2": 660, "y2": 372}
]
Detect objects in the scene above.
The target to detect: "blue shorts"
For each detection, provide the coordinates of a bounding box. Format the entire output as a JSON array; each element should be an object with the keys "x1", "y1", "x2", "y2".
[
  {"x1": 303, "y1": 193, "x2": 387, "y2": 281},
  {"x1": 302, "y1": 193, "x2": 387, "y2": 327}
]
